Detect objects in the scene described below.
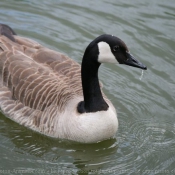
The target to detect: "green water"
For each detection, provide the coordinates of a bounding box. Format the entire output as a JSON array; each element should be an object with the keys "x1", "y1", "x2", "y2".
[{"x1": 0, "y1": 0, "x2": 175, "y2": 174}]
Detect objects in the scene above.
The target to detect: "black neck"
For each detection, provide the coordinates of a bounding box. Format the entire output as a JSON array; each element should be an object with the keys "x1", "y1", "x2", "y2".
[{"x1": 77, "y1": 48, "x2": 109, "y2": 113}]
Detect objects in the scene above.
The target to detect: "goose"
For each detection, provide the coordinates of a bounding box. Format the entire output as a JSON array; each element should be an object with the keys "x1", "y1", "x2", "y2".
[{"x1": 0, "y1": 24, "x2": 147, "y2": 143}]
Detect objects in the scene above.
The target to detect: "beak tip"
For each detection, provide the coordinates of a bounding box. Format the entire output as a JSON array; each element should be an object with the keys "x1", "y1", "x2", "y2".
[
  {"x1": 143, "y1": 66, "x2": 147, "y2": 70},
  {"x1": 125, "y1": 52, "x2": 147, "y2": 70}
]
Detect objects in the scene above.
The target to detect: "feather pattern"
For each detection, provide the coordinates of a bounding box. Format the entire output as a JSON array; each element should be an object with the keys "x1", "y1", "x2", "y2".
[
  {"x1": 0, "y1": 35, "x2": 84, "y2": 129},
  {"x1": 0, "y1": 35, "x2": 82, "y2": 108}
]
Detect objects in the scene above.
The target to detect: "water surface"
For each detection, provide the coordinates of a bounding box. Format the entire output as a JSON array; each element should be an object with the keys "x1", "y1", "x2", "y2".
[{"x1": 0, "y1": 0, "x2": 175, "y2": 174}]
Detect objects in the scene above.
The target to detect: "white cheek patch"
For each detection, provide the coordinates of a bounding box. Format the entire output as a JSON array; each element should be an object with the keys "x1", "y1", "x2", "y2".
[{"x1": 97, "y1": 42, "x2": 119, "y2": 64}]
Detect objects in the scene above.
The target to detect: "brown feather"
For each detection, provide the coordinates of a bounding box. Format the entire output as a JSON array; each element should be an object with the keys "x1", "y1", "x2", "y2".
[{"x1": 0, "y1": 34, "x2": 83, "y2": 128}]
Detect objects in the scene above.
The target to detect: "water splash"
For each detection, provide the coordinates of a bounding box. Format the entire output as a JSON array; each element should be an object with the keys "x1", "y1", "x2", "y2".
[{"x1": 139, "y1": 70, "x2": 144, "y2": 80}]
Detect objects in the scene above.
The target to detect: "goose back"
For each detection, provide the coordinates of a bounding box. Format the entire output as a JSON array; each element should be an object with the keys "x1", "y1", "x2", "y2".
[{"x1": 0, "y1": 35, "x2": 84, "y2": 133}]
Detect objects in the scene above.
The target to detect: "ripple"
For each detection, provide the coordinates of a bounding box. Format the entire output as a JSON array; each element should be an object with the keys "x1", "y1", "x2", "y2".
[{"x1": 114, "y1": 118, "x2": 175, "y2": 174}]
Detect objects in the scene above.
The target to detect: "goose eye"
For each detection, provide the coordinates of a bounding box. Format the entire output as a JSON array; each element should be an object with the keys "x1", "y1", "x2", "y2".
[{"x1": 113, "y1": 45, "x2": 120, "y2": 52}]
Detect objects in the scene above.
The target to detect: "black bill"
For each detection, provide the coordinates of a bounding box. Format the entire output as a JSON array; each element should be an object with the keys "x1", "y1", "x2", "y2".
[{"x1": 124, "y1": 52, "x2": 147, "y2": 70}]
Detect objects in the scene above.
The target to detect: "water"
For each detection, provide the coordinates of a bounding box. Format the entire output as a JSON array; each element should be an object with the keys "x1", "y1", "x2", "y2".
[
  {"x1": 0, "y1": 0, "x2": 175, "y2": 174},
  {"x1": 139, "y1": 70, "x2": 144, "y2": 81}
]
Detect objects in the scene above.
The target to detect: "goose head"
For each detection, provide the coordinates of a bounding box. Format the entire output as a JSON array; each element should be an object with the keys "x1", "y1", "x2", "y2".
[{"x1": 84, "y1": 34, "x2": 147, "y2": 70}]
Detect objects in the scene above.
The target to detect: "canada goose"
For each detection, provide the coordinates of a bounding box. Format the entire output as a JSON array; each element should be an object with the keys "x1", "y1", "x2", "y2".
[{"x1": 0, "y1": 24, "x2": 147, "y2": 143}]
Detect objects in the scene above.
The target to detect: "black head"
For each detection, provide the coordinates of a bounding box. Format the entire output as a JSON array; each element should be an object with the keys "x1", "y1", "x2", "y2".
[{"x1": 86, "y1": 34, "x2": 147, "y2": 70}]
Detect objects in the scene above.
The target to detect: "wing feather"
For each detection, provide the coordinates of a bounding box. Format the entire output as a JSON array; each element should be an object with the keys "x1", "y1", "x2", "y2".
[{"x1": 0, "y1": 35, "x2": 82, "y2": 116}]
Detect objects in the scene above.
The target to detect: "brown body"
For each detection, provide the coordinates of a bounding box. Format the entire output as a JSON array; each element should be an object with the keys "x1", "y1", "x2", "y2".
[{"x1": 0, "y1": 34, "x2": 83, "y2": 130}]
